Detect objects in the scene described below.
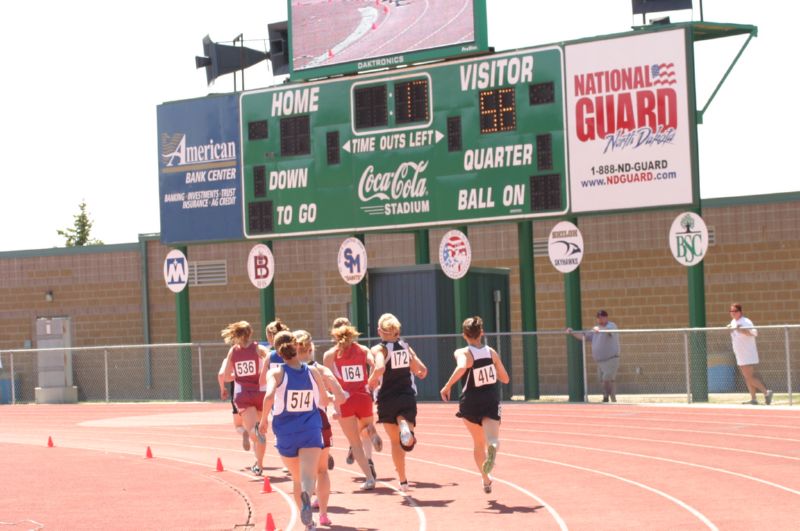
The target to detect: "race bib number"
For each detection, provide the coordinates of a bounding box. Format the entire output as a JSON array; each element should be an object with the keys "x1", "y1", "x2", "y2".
[
  {"x1": 287, "y1": 390, "x2": 314, "y2": 412},
  {"x1": 390, "y1": 349, "x2": 410, "y2": 369},
  {"x1": 474, "y1": 364, "x2": 497, "y2": 387},
  {"x1": 234, "y1": 360, "x2": 257, "y2": 377},
  {"x1": 341, "y1": 364, "x2": 364, "y2": 383},
  {"x1": 270, "y1": 362, "x2": 283, "y2": 371}
]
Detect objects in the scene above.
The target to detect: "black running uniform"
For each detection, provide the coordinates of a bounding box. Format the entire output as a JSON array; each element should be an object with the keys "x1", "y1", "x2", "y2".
[
  {"x1": 376, "y1": 339, "x2": 417, "y2": 425},
  {"x1": 456, "y1": 345, "x2": 501, "y2": 425}
]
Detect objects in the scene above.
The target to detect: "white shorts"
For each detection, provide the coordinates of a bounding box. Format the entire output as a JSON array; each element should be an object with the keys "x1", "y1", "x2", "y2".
[{"x1": 734, "y1": 350, "x2": 759, "y2": 366}]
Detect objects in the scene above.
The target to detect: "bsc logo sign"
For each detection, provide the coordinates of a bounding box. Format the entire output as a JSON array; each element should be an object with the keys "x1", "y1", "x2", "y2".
[
  {"x1": 163, "y1": 249, "x2": 189, "y2": 293},
  {"x1": 247, "y1": 244, "x2": 275, "y2": 289},
  {"x1": 669, "y1": 212, "x2": 708, "y2": 266},
  {"x1": 338, "y1": 237, "x2": 367, "y2": 285},
  {"x1": 439, "y1": 230, "x2": 471, "y2": 280}
]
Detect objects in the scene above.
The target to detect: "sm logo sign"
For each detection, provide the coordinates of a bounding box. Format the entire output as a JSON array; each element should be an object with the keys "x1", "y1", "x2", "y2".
[
  {"x1": 338, "y1": 238, "x2": 367, "y2": 285},
  {"x1": 669, "y1": 213, "x2": 708, "y2": 266}
]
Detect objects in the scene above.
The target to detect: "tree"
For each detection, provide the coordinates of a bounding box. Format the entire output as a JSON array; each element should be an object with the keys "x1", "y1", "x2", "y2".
[{"x1": 57, "y1": 200, "x2": 104, "y2": 247}]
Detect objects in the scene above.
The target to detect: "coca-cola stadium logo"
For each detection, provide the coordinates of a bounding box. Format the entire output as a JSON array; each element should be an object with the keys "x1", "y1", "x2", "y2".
[{"x1": 357, "y1": 161, "x2": 431, "y2": 216}]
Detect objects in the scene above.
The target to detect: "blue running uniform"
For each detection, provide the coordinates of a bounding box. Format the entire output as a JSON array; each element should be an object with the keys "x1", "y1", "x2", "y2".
[{"x1": 272, "y1": 363, "x2": 323, "y2": 457}]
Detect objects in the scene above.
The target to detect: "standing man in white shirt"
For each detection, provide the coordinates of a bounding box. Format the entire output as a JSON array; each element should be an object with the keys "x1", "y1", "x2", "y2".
[{"x1": 729, "y1": 303, "x2": 773, "y2": 405}]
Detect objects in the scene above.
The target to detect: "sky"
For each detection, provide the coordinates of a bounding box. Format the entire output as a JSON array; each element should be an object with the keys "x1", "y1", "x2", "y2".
[{"x1": 0, "y1": 1, "x2": 793, "y2": 252}]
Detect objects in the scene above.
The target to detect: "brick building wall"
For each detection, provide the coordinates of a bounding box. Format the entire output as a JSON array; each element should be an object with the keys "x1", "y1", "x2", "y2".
[{"x1": 2, "y1": 194, "x2": 798, "y2": 399}]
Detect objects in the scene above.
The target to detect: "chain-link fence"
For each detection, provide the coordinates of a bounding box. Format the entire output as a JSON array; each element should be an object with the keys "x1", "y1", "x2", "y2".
[{"x1": 1, "y1": 325, "x2": 797, "y2": 405}]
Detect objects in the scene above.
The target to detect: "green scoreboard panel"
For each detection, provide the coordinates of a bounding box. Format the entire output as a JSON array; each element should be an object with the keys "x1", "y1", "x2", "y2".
[{"x1": 240, "y1": 46, "x2": 568, "y2": 239}]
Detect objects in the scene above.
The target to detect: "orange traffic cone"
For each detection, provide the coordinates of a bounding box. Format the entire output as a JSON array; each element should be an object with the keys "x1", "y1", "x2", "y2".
[
  {"x1": 265, "y1": 513, "x2": 276, "y2": 531},
  {"x1": 216, "y1": 457, "x2": 224, "y2": 472},
  {"x1": 145, "y1": 446, "x2": 153, "y2": 459},
  {"x1": 47, "y1": 436, "x2": 54, "y2": 448},
  {"x1": 328, "y1": 49, "x2": 334, "y2": 58},
  {"x1": 261, "y1": 476, "x2": 272, "y2": 493},
  {"x1": 372, "y1": 22, "x2": 377, "y2": 30}
]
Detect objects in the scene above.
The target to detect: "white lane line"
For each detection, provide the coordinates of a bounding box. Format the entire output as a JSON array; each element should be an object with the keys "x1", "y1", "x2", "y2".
[
  {"x1": 492, "y1": 410, "x2": 800, "y2": 431},
  {"x1": 333, "y1": 464, "x2": 427, "y2": 531},
  {"x1": 304, "y1": 6, "x2": 379, "y2": 68},
  {"x1": 2, "y1": 440, "x2": 299, "y2": 530},
  {"x1": 370, "y1": 0, "x2": 430, "y2": 56},
  {"x1": 420, "y1": 440, "x2": 716, "y2": 531},
  {"x1": 415, "y1": 414, "x2": 800, "y2": 444},
  {"x1": 497, "y1": 426, "x2": 800, "y2": 462},
  {"x1": 424, "y1": 428, "x2": 800, "y2": 498},
  {"x1": 355, "y1": 449, "x2": 568, "y2": 531},
  {"x1": 407, "y1": 0, "x2": 471, "y2": 50}
]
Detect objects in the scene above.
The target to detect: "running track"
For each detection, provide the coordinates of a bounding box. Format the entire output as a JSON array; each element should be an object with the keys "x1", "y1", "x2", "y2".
[{"x1": 1, "y1": 402, "x2": 799, "y2": 530}]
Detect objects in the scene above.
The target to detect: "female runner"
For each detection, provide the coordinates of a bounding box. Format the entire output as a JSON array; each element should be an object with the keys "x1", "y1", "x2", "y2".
[
  {"x1": 440, "y1": 316, "x2": 510, "y2": 493},
  {"x1": 367, "y1": 313, "x2": 427, "y2": 492},
  {"x1": 259, "y1": 331, "x2": 344, "y2": 529}
]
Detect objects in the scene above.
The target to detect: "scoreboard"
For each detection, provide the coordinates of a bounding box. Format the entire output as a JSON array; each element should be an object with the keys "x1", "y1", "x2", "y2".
[{"x1": 239, "y1": 46, "x2": 568, "y2": 239}]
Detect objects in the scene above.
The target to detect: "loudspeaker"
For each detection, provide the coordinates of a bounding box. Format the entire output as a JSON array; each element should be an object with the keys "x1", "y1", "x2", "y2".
[
  {"x1": 195, "y1": 35, "x2": 268, "y2": 85},
  {"x1": 267, "y1": 21, "x2": 289, "y2": 76}
]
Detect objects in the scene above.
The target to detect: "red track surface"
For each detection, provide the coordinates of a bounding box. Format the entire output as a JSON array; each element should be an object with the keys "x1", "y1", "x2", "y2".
[{"x1": 2, "y1": 402, "x2": 799, "y2": 530}]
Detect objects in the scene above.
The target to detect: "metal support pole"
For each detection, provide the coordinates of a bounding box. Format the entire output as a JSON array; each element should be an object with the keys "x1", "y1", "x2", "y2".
[
  {"x1": 785, "y1": 327, "x2": 793, "y2": 406},
  {"x1": 518, "y1": 220, "x2": 539, "y2": 400},
  {"x1": 414, "y1": 230, "x2": 430, "y2": 264},
  {"x1": 260, "y1": 241, "x2": 276, "y2": 341},
  {"x1": 582, "y1": 336, "x2": 588, "y2": 403},
  {"x1": 10, "y1": 353, "x2": 15, "y2": 405},
  {"x1": 175, "y1": 246, "x2": 193, "y2": 401},
  {"x1": 104, "y1": 349, "x2": 109, "y2": 402},
  {"x1": 198, "y1": 346, "x2": 205, "y2": 402},
  {"x1": 351, "y1": 234, "x2": 368, "y2": 333},
  {"x1": 684, "y1": 331, "x2": 692, "y2": 403}
]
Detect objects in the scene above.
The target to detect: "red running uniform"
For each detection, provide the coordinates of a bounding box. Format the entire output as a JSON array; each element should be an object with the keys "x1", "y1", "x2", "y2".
[
  {"x1": 231, "y1": 342, "x2": 265, "y2": 411},
  {"x1": 333, "y1": 343, "x2": 374, "y2": 419}
]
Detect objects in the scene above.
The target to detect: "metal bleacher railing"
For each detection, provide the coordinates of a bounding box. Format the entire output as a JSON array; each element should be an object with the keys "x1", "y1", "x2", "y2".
[{"x1": 1, "y1": 325, "x2": 797, "y2": 405}]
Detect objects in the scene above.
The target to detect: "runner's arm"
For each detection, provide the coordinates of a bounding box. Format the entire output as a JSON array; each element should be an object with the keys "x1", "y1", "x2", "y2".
[{"x1": 440, "y1": 348, "x2": 468, "y2": 401}]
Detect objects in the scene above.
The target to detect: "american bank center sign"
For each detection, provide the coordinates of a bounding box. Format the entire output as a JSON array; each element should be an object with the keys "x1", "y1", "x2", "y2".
[
  {"x1": 566, "y1": 29, "x2": 693, "y2": 213},
  {"x1": 156, "y1": 94, "x2": 243, "y2": 244}
]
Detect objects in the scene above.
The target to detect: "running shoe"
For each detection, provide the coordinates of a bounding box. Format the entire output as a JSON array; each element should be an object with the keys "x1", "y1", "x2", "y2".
[
  {"x1": 483, "y1": 480, "x2": 492, "y2": 494},
  {"x1": 360, "y1": 478, "x2": 376, "y2": 491},
  {"x1": 765, "y1": 389, "x2": 774, "y2": 405},
  {"x1": 398, "y1": 481, "x2": 409, "y2": 493},
  {"x1": 345, "y1": 446, "x2": 354, "y2": 465},
  {"x1": 241, "y1": 428, "x2": 250, "y2": 451},
  {"x1": 482, "y1": 443, "x2": 497, "y2": 475},
  {"x1": 327, "y1": 454, "x2": 335, "y2": 470},
  {"x1": 742, "y1": 399, "x2": 758, "y2": 405},
  {"x1": 282, "y1": 466, "x2": 291, "y2": 475},
  {"x1": 251, "y1": 463, "x2": 263, "y2": 476},
  {"x1": 319, "y1": 513, "x2": 332, "y2": 526},
  {"x1": 253, "y1": 422, "x2": 267, "y2": 445},
  {"x1": 368, "y1": 425, "x2": 383, "y2": 452},
  {"x1": 300, "y1": 491, "x2": 313, "y2": 525},
  {"x1": 368, "y1": 458, "x2": 376, "y2": 479},
  {"x1": 311, "y1": 497, "x2": 319, "y2": 509},
  {"x1": 399, "y1": 423, "x2": 413, "y2": 447}
]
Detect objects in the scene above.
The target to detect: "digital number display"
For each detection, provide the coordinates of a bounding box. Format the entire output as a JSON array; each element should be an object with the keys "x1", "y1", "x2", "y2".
[
  {"x1": 395, "y1": 79, "x2": 429, "y2": 124},
  {"x1": 280, "y1": 115, "x2": 310, "y2": 156},
  {"x1": 479, "y1": 88, "x2": 516, "y2": 133},
  {"x1": 354, "y1": 85, "x2": 388, "y2": 130}
]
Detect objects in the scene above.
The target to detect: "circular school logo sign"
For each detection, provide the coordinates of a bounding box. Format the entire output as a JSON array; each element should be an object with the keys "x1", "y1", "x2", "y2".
[
  {"x1": 163, "y1": 249, "x2": 189, "y2": 293},
  {"x1": 247, "y1": 244, "x2": 275, "y2": 289},
  {"x1": 338, "y1": 237, "x2": 368, "y2": 285},
  {"x1": 669, "y1": 212, "x2": 708, "y2": 266},
  {"x1": 548, "y1": 221, "x2": 584, "y2": 273},
  {"x1": 439, "y1": 230, "x2": 472, "y2": 280}
]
